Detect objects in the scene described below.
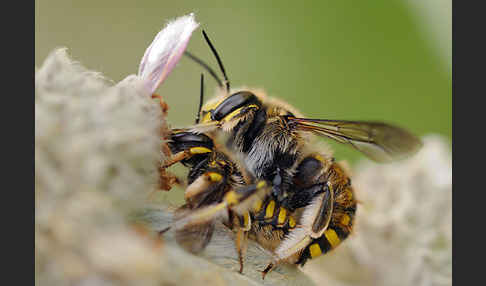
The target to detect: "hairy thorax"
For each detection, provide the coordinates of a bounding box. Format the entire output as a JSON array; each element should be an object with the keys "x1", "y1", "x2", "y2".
[{"x1": 239, "y1": 116, "x2": 303, "y2": 180}]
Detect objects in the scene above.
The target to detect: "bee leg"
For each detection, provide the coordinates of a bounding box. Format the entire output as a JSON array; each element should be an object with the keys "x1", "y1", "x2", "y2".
[
  {"x1": 174, "y1": 180, "x2": 269, "y2": 230},
  {"x1": 232, "y1": 211, "x2": 251, "y2": 273},
  {"x1": 223, "y1": 180, "x2": 271, "y2": 273},
  {"x1": 151, "y1": 93, "x2": 169, "y2": 114},
  {"x1": 184, "y1": 170, "x2": 225, "y2": 202},
  {"x1": 226, "y1": 180, "x2": 272, "y2": 215},
  {"x1": 149, "y1": 169, "x2": 184, "y2": 196},
  {"x1": 273, "y1": 183, "x2": 334, "y2": 263},
  {"x1": 162, "y1": 146, "x2": 212, "y2": 168},
  {"x1": 261, "y1": 262, "x2": 275, "y2": 280},
  {"x1": 235, "y1": 227, "x2": 249, "y2": 273}
]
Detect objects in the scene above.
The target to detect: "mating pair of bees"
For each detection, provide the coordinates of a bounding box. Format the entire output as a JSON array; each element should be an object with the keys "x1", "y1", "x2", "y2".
[{"x1": 158, "y1": 31, "x2": 422, "y2": 278}]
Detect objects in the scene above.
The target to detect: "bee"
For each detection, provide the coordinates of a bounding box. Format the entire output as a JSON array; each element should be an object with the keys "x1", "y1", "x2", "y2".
[{"x1": 160, "y1": 30, "x2": 422, "y2": 278}]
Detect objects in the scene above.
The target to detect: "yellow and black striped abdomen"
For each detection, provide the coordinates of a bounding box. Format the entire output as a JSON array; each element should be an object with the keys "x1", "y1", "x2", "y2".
[
  {"x1": 296, "y1": 162, "x2": 357, "y2": 266},
  {"x1": 251, "y1": 198, "x2": 298, "y2": 231},
  {"x1": 296, "y1": 205, "x2": 356, "y2": 265}
]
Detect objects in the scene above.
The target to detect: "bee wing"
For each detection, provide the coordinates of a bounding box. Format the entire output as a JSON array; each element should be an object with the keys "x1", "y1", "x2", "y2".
[
  {"x1": 175, "y1": 221, "x2": 215, "y2": 254},
  {"x1": 173, "y1": 204, "x2": 217, "y2": 254},
  {"x1": 287, "y1": 117, "x2": 422, "y2": 163}
]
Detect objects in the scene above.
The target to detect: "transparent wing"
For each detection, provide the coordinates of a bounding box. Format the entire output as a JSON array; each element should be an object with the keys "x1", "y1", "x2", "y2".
[
  {"x1": 173, "y1": 204, "x2": 216, "y2": 254},
  {"x1": 287, "y1": 117, "x2": 422, "y2": 163}
]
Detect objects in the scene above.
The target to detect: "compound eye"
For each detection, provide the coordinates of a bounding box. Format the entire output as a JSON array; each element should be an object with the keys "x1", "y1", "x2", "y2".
[
  {"x1": 171, "y1": 132, "x2": 213, "y2": 145},
  {"x1": 170, "y1": 131, "x2": 214, "y2": 151},
  {"x1": 211, "y1": 91, "x2": 261, "y2": 121}
]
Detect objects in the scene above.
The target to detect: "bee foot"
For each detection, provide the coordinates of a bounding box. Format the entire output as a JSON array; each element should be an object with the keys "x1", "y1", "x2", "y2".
[{"x1": 261, "y1": 262, "x2": 275, "y2": 280}]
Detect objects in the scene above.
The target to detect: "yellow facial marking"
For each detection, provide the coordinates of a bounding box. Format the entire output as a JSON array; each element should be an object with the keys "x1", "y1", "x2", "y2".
[
  {"x1": 252, "y1": 199, "x2": 263, "y2": 212},
  {"x1": 265, "y1": 200, "x2": 276, "y2": 219},
  {"x1": 209, "y1": 161, "x2": 217, "y2": 167},
  {"x1": 200, "y1": 98, "x2": 226, "y2": 123},
  {"x1": 224, "y1": 191, "x2": 239, "y2": 205},
  {"x1": 340, "y1": 214, "x2": 350, "y2": 226},
  {"x1": 202, "y1": 97, "x2": 226, "y2": 112},
  {"x1": 278, "y1": 208, "x2": 287, "y2": 225},
  {"x1": 201, "y1": 112, "x2": 212, "y2": 123},
  {"x1": 189, "y1": 147, "x2": 212, "y2": 154},
  {"x1": 309, "y1": 243, "x2": 323, "y2": 258},
  {"x1": 324, "y1": 229, "x2": 341, "y2": 248},
  {"x1": 207, "y1": 172, "x2": 222, "y2": 182},
  {"x1": 288, "y1": 217, "x2": 296, "y2": 228}
]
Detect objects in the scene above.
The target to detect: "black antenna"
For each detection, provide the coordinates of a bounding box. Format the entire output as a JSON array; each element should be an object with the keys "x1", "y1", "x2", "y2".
[
  {"x1": 184, "y1": 51, "x2": 224, "y2": 88},
  {"x1": 195, "y1": 73, "x2": 204, "y2": 124},
  {"x1": 202, "y1": 30, "x2": 230, "y2": 93}
]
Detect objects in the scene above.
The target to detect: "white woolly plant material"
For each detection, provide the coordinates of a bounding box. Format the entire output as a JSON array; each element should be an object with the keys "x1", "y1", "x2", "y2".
[
  {"x1": 35, "y1": 48, "x2": 168, "y2": 286},
  {"x1": 35, "y1": 48, "x2": 164, "y2": 204},
  {"x1": 304, "y1": 135, "x2": 452, "y2": 286}
]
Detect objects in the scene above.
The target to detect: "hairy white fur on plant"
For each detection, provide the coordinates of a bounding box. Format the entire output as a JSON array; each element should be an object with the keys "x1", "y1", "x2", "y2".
[
  {"x1": 36, "y1": 48, "x2": 163, "y2": 203},
  {"x1": 304, "y1": 135, "x2": 452, "y2": 286},
  {"x1": 138, "y1": 13, "x2": 199, "y2": 94},
  {"x1": 35, "y1": 48, "x2": 167, "y2": 286}
]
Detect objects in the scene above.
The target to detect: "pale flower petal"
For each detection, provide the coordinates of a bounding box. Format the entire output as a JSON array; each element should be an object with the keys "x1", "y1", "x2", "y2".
[{"x1": 138, "y1": 13, "x2": 199, "y2": 94}]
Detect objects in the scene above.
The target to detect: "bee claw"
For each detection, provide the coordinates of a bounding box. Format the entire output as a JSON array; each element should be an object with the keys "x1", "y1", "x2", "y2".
[
  {"x1": 158, "y1": 226, "x2": 171, "y2": 236},
  {"x1": 261, "y1": 262, "x2": 275, "y2": 280},
  {"x1": 238, "y1": 254, "x2": 244, "y2": 274}
]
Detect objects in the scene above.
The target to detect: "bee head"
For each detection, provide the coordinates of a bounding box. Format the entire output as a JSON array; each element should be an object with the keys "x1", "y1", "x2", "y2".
[{"x1": 199, "y1": 91, "x2": 262, "y2": 130}]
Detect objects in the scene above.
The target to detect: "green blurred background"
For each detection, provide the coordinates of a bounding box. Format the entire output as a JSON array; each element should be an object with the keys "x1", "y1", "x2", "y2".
[{"x1": 35, "y1": 0, "x2": 451, "y2": 181}]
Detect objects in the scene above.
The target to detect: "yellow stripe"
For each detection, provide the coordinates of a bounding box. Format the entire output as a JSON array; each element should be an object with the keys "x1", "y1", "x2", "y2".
[
  {"x1": 224, "y1": 191, "x2": 239, "y2": 205},
  {"x1": 309, "y1": 243, "x2": 322, "y2": 258},
  {"x1": 265, "y1": 200, "x2": 275, "y2": 219},
  {"x1": 243, "y1": 212, "x2": 250, "y2": 228},
  {"x1": 221, "y1": 107, "x2": 244, "y2": 122},
  {"x1": 256, "y1": 180, "x2": 267, "y2": 189},
  {"x1": 207, "y1": 172, "x2": 222, "y2": 182},
  {"x1": 222, "y1": 104, "x2": 259, "y2": 123},
  {"x1": 324, "y1": 229, "x2": 341, "y2": 248},
  {"x1": 190, "y1": 147, "x2": 212, "y2": 154},
  {"x1": 181, "y1": 202, "x2": 227, "y2": 227},
  {"x1": 313, "y1": 154, "x2": 325, "y2": 163},
  {"x1": 288, "y1": 216, "x2": 296, "y2": 228},
  {"x1": 340, "y1": 214, "x2": 350, "y2": 226},
  {"x1": 278, "y1": 208, "x2": 287, "y2": 225}
]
